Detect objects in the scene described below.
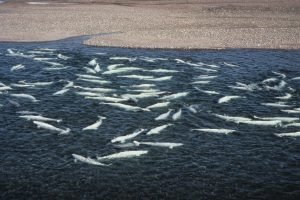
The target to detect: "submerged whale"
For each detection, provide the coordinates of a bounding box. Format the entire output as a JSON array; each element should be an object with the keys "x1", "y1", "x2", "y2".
[{"x1": 20, "y1": 115, "x2": 62, "y2": 123}]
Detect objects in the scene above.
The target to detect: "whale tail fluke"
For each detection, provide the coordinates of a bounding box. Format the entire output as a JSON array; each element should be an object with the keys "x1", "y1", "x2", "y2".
[
  {"x1": 60, "y1": 128, "x2": 71, "y2": 135},
  {"x1": 133, "y1": 141, "x2": 140, "y2": 146},
  {"x1": 98, "y1": 116, "x2": 107, "y2": 119}
]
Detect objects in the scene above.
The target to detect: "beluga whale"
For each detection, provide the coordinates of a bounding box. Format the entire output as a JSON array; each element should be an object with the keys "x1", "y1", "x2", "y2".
[
  {"x1": 82, "y1": 116, "x2": 106, "y2": 131},
  {"x1": 133, "y1": 141, "x2": 183, "y2": 149},
  {"x1": 33, "y1": 121, "x2": 70, "y2": 135},
  {"x1": 111, "y1": 129, "x2": 146, "y2": 143},
  {"x1": 97, "y1": 150, "x2": 148, "y2": 161},
  {"x1": 72, "y1": 154, "x2": 109, "y2": 166}
]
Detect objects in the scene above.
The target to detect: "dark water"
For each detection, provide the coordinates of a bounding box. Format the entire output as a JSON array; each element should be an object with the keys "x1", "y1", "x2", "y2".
[{"x1": 0, "y1": 37, "x2": 299, "y2": 200}]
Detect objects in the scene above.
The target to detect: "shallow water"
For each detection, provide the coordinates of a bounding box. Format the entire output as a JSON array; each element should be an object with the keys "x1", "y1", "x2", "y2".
[{"x1": 0, "y1": 38, "x2": 299, "y2": 200}]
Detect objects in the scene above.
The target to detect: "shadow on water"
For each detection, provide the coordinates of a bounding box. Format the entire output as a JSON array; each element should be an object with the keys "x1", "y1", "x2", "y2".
[{"x1": 0, "y1": 35, "x2": 299, "y2": 200}]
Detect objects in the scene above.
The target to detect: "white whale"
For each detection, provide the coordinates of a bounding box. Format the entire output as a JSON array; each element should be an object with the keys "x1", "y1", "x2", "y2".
[
  {"x1": 72, "y1": 154, "x2": 109, "y2": 166},
  {"x1": 275, "y1": 93, "x2": 292, "y2": 100},
  {"x1": 76, "y1": 74, "x2": 102, "y2": 79},
  {"x1": 97, "y1": 150, "x2": 148, "y2": 161},
  {"x1": 155, "y1": 109, "x2": 173, "y2": 121},
  {"x1": 107, "y1": 64, "x2": 124, "y2": 71},
  {"x1": 133, "y1": 141, "x2": 183, "y2": 149},
  {"x1": 291, "y1": 77, "x2": 300, "y2": 80},
  {"x1": 0, "y1": 85, "x2": 13, "y2": 91},
  {"x1": 10, "y1": 93, "x2": 39, "y2": 102},
  {"x1": 103, "y1": 67, "x2": 143, "y2": 75},
  {"x1": 76, "y1": 91, "x2": 104, "y2": 97},
  {"x1": 160, "y1": 92, "x2": 189, "y2": 100},
  {"x1": 113, "y1": 143, "x2": 136, "y2": 148},
  {"x1": 228, "y1": 83, "x2": 259, "y2": 91},
  {"x1": 213, "y1": 114, "x2": 251, "y2": 123},
  {"x1": 53, "y1": 88, "x2": 69, "y2": 95},
  {"x1": 57, "y1": 54, "x2": 70, "y2": 60},
  {"x1": 74, "y1": 86, "x2": 115, "y2": 93},
  {"x1": 17, "y1": 111, "x2": 39, "y2": 115},
  {"x1": 11, "y1": 64, "x2": 25, "y2": 72},
  {"x1": 191, "y1": 80, "x2": 211, "y2": 84},
  {"x1": 8, "y1": 99, "x2": 20, "y2": 107},
  {"x1": 146, "y1": 124, "x2": 173, "y2": 135},
  {"x1": 185, "y1": 105, "x2": 198, "y2": 113},
  {"x1": 100, "y1": 102, "x2": 150, "y2": 112},
  {"x1": 82, "y1": 116, "x2": 106, "y2": 131},
  {"x1": 20, "y1": 115, "x2": 62, "y2": 123},
  {"x1": 6, "y1": 49, "x2": 34, "y2": 58},
  {"x1": 121, "y1": 92, "x2": 160, "y2": 100},
  {"x1": 272, "y1": 71, "x2": 286, "y2": 79},
  {"x1": 194, "y1": 75, "x2": 217, "y2": 80},
  {"x1": 118, "y1": 75, "x2": 154, "y2": 80},
  {"x1": 194, "y1": 87, "x2": 219, "y2": 95},
  {"x1": 253, "y1": 116, "x2": 299, "y2": 123},
  {"x1": 275, "y1": 132, "x2": 300, "y2": 137},
  {"x1": 34, "y1": 57, "x2": 56, "y2": 61},
  {"x1": 223, "y1": 62, "x2": 239, "y2": 67},
  {"x1": 128, "y1": 88, "x2": 163, "y2": 93},
  {"x1": 63, "y1": 81, "x2": 74, "y2": 88},
  {"x1": 281, "y1": 109, "x2": 300, "y2": 114},
  {"x1": 109, "y1": 57, "x2": 136, "y2": 62},
  {"x1": 172, "y1": 109, "x2": 182, "y2": 121},
  {"x1": 19, "y1": 81, "x2": 53, "y2": 87},
  {"x1": 284, "y1": 123, "x2": 300, "y2": 127},
  {"x1": 33, "y1": 121, "x2": 70, "y2": 134},
  {"x1": 148, "y1": 69, "x2": 178, "y2": 73},
  {"x1": 43, "y1": 66, "x2": 70, "y2": 71},
  {"x1": 11, "y1": 83, "x2": 34, "y2": 88},
  {"x1": 147, "y1": 102, "x2": 171, "y2": 110},
  {"x1": 88, "y1": 58, "x2": 97, "y2": 66},
  {"x1": 146, "y1": 76, "x2": 173, "y2": 81},
  {"x1": 261, "y1": 102, "x2": 292, "y2": 108},
  {"x1": 86, "y1": 96, "x2": 128, "y2": 103},
  {"x1": 83, "y1": 67, "x2": 96, "y2": 74},
  {"x1": 265, "y1": 80, "x2": 286, "y2": 91},
  {"x1": 218, "y1": 96, "x2": 243, "y2": 104},
  {"x1": 130, "y1": 84, "x2": 156, "y2": 88},
  {"x1": 195, "y1": 67, "x2": 218, "y2": 73},
  {"x1": 78, "y1": 78, "x2": 111, "y2": 85},
  {"x1": 240, "y1": 120, "x2": 281, "y2": 126},
  {"x1": 192, "y1": 128, "x2": 236, "y2": 134},
  {"x1": 111, "y1": 128, "x2": 146, "y2": 143},
  {"x1": 262, "y1": 77, "x2": 278, "y2": 83},
  {"x1": 205, "y1": 64, "x2": 220, "y2": 68},
  {"x1": 94, "y1": 64, "x2": 101, "y2": 72}
]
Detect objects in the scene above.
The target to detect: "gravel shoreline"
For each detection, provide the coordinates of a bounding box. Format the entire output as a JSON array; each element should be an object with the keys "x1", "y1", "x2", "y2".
[{"x1": 0, "y1": 0, "x2": 299, "y2": 49}]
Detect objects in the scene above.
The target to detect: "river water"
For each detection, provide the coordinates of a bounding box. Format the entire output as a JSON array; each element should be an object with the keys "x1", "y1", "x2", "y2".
[{"x1": 0, "y1": 38, "x2": 299, "y2": 199}]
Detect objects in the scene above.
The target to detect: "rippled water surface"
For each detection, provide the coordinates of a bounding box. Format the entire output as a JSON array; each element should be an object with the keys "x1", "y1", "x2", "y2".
[{"x1": 0, "y1": 38, "x2": 299, "y2": 200}]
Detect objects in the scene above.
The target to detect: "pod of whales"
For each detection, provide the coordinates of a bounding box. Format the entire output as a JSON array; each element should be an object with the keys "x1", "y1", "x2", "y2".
[{"x1": 1, "y1": 47, "x2": 299, "y2": 168}]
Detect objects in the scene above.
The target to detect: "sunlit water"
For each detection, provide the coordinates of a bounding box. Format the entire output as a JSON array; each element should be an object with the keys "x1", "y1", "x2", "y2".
[{"x1": 0, "y1": 38, "x2": 299, "y2": 200}]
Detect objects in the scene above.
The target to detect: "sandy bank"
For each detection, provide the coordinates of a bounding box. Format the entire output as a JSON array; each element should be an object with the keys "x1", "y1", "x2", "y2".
[{"x1": 0, "y1": 0, "x2": 299, "y2": 49}]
